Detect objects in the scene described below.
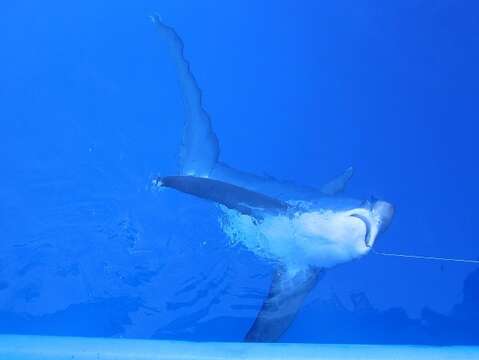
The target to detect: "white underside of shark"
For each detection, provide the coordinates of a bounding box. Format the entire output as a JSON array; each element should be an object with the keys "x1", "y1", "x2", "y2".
[
  {"x1": 222, "y1": 207, "x2": 368, "y2": 269},
  {"x1": 151, "y1": 15, "x2": 394, "y2": 342}
]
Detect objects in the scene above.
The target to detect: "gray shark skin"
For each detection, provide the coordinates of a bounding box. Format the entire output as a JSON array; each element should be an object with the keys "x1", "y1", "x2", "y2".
[
  {"x1": 158, "y1": 176, "x2": 291, "y2": 218},
  {"x1": 244, "y1": 266, "x2": 325, "y2": 342},
  {"x1": 152, "y1": 15, "x2": 394, "y2": 342}
]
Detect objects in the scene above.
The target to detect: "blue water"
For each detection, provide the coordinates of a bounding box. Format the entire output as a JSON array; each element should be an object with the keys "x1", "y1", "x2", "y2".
[{"x1": 1, "y1": 0, "x2": 479, "y2": 345}]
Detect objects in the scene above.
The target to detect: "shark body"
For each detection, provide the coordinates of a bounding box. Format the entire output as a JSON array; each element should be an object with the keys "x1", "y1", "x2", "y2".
[{"x1": 152, "y1": 17, "x2": 394, "y2": 342}]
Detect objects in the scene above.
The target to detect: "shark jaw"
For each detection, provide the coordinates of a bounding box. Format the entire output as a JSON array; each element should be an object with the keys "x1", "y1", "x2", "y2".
[
  {"x1": 349, "y1": 200, "x2": 395, "y2": 249},
  {"x1": 221, "y1": 200, "x2": 394, "y2": 269}
]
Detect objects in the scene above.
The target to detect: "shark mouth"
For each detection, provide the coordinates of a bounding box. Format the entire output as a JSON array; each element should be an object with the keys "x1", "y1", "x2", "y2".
[
  {"x1": 350, "y1": 200, "x2": 395, "y2": 249},
  {"x1": 350, "y1": 213, "x2": 374, "y2": 248}
]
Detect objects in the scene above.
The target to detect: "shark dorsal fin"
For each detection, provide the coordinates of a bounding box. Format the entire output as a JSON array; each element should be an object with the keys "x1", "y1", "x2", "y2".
[
  {"x1": 245, "y1": 266, "x2": 325, "y2": 342},
  {"x1": 321, "y1": 166, "x2": 354, "y2": 196}
]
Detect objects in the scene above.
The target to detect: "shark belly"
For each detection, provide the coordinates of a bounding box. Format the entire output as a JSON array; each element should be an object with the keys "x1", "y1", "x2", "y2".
[{"x1": 220, "y1": 208, "x2": 368, "y2": 269}]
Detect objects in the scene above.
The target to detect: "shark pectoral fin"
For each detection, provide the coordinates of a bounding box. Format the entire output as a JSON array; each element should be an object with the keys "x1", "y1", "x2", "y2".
[
  {"x1": 245, "y1": 266, "x2": 325, "y2": 342},
  {"x1": 321, "y1": 166, "x2": 354, "y2": 196},
  {"x1": 152, "y1": 15, "x2": 220, "y2": 177},
  {"x1": 159, "y1": 176, "x2": 290, "y2": 217}
]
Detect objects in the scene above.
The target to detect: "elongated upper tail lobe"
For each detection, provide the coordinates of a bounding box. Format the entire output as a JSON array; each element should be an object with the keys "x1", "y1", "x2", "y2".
[
  {"x1": 152, "y1": 15, "x2": 219, "y2": 177},
  {"x1": 152, "y1": 16, "x2": 353, "y2": 200}
]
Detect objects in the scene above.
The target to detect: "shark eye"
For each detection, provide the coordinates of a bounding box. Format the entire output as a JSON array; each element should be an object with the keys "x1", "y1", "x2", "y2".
[{"x1": 360, "y1": 197, "x2": 376, "y2": 210}]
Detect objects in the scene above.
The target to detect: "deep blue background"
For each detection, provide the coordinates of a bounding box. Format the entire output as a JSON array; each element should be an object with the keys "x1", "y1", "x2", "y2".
[{"x1": 1, "y1": 1, "x2": 479, "y2": 344}]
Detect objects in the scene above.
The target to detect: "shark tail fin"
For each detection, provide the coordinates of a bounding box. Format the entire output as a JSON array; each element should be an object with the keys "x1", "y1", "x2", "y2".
[
  {"x1": 152, "y1": 15, "x2": 220, "y2": 177},
  {"x1": 245, "y1": 266, "x2": 325, "y2": 342}
]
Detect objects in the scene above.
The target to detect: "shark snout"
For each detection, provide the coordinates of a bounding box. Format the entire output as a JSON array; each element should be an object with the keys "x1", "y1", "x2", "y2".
[
  {"x1": 373, "y1": 200, "x2": 394, "y2": 233},
  {"x1": 349, "y1": 200, "x2": 394, "y2": 249}
]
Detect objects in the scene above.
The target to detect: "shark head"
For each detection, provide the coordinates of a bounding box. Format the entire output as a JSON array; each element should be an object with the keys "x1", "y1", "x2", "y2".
[
  {"x1": 347, "y1": 199, "x2": 395, "y2": 253},
  {"x1": 286, "y1": 199, "x2": 394, "y2": 268},
  {"x1": 217, "y1": 195, "x2": 394, "y2": 269}
]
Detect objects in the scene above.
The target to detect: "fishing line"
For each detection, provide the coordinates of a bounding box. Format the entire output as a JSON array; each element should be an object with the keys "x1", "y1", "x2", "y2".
[{"x1": 372, "y1": 249, "x2": 479, "y2": 264}]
